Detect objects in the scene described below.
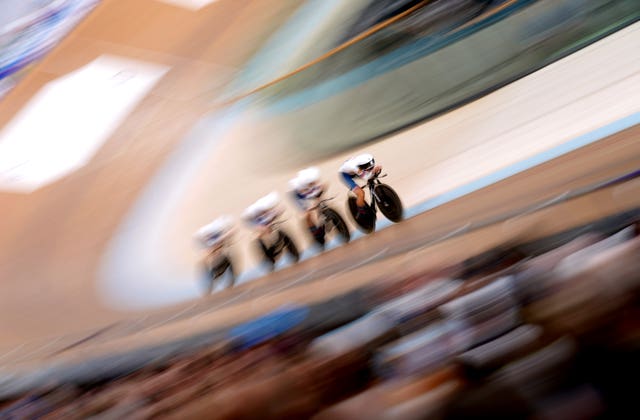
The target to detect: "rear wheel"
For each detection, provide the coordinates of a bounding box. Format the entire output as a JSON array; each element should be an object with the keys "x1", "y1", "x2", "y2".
[
  {"x1": 347, "y1": 196, "x2": 375, "y2": 233},
  {"x1": 374, "y1": 184, "x2": 403, "y2": 222},
  {"x1": 322, "y1": 207, "x2": 351, "y2": 243}
]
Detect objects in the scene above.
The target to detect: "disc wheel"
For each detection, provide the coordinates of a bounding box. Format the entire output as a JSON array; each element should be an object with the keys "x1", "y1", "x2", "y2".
[{"x1": 374, "y1": 184, "x2": 403, "y2": 222}]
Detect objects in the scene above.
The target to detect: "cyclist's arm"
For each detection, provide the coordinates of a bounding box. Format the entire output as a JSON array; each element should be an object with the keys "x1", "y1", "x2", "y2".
[{"x1": 340, "y1": 171, "x2": 359, "y2": 190}]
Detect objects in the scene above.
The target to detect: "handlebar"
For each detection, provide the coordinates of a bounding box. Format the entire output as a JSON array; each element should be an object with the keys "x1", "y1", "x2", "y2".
[
  {"x1": 352, "y1": 172, "x2": 387, "y2": 189},
  {"x1": 308, "y1": 196, "x2": 335, "y2": 211}
]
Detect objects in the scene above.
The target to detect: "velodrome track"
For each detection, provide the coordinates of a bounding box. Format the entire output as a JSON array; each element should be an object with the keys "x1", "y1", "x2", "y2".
[
  {"x1": 0, "y1": 0, "x2": 307, "y2": 348},
  {"x1": 0, "y1": 1, "x2": 639, "y2": 370}
]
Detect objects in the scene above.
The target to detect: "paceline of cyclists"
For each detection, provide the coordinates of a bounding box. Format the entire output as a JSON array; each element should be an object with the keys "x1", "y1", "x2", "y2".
[{"x1": 194, "y1": 153, "x2": 405, "y2": 294}]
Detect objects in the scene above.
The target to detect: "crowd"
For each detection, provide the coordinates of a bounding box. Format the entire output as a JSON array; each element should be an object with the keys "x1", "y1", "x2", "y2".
[{"x1": 0, "y1": 0, "x2": 100, "y2": 99}]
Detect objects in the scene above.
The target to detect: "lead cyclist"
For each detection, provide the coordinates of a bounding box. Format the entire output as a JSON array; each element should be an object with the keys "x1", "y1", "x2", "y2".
[{"x1": 338, "y1": 153, "x2": 382, "y2": 214}]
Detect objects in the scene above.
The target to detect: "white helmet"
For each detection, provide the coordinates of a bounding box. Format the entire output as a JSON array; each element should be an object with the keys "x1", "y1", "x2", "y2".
[
  {"x1": 290, "y1": 167, "x2": 320, "y2": 190},
  {"x1": 353, "y1": 153, "x2": 375, "y2": 172},
  {"x1": 255, "y1": 191, "x2": 280, "y2": 210},
  {"x1": 195, "y1": 215, "x2": 234, "y2": 247},
  {"x1": 243, "y1": 191, "x2": 280, "y2": 219}
]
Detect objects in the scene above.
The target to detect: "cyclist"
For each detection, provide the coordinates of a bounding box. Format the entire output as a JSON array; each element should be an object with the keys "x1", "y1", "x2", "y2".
[
  {"x1": 338, "y1": 153, "x2": 382, "y2": 214},
  {"x1": 289, "y1": 167, "x2": 327, "y2": 246},
  {"x1": 194, "y1": 215, "x2": 236, "y2": 292},
  {"x1": 242, "y1": 191, "x2": 284, "y2": 236},
  {"x1": 243, "y1": 192, "x2": 298, "y2": 266}
]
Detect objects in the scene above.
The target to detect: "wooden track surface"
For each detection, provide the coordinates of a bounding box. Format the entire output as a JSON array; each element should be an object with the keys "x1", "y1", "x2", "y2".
[
  {"x1": 0, "y1": 0, "x2": 306, "y2": 347},
  {"x1": 0, "y1": 2, "x2": 638, "y2": 357}
]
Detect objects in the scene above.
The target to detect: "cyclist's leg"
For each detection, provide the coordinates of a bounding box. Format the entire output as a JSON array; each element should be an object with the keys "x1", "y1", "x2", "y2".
[{"x1": 353, "y1": 187, "x2": 366, "y2": 209}]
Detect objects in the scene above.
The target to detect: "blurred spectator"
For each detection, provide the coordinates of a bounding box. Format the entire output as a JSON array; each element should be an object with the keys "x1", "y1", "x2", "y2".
[
  {"x1": 0, "y1": 0, "x2": 99, "y2": 99},
  {"x1": 1, "y1": 216, "x2": 639, "y2": 418}
]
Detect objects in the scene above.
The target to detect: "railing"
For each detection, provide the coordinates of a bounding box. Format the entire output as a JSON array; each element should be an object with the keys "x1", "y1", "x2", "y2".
[{"x1": 217, "y1": 0, "x2": 640, "y2": 160}]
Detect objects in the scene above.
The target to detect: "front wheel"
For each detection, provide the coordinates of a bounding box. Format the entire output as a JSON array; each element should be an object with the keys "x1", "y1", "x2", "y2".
[
  {"x1": 374, "y1": 184, "x2": 403, "y2": 222},
  {"x1": 322, "y1": 207, "x2": 351, "y2": 243}
]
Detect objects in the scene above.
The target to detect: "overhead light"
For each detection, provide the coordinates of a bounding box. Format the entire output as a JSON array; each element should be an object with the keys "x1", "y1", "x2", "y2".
[
  {"x1": 157, "y1": 0, "x2": 220, "y2": 11},
  {"x1": 0, "y1": 55, "x2": 169, "y2": 193}
]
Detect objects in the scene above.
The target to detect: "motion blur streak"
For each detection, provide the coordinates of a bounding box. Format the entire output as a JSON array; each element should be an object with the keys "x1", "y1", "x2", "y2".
[
  {"x1": 0, "y1": 0, "x2": 639, "y2": 418},
  {"x1": 158, "y1": 0, "x2": 220, "y2": 11}
]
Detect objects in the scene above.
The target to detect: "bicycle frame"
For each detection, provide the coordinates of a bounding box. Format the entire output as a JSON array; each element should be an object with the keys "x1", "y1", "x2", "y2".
[
  {"x1": 363, "y1": 174, "x2": 387, "y2": 212},
  {"x1": 311, "y1": 196, "x2": 335, "y2": 212},
  {"x1": 308, "y1": 196, "x2": 334, "y2": 228}
]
